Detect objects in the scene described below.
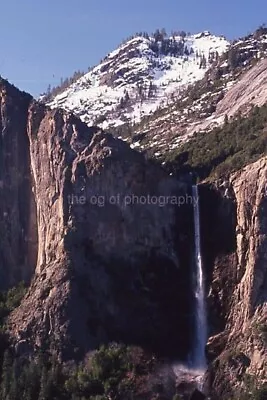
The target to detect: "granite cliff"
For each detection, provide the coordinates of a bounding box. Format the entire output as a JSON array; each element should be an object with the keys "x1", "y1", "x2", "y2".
[
  {"x1": 1, "y1": 78, "x2": 195, "y2": 363},
  {"x1": 201, "y1": 157, "x2": 267, "y2": 399},
  {"x1": 0, "y1": 77, "x2": 266, "y2": 399}
]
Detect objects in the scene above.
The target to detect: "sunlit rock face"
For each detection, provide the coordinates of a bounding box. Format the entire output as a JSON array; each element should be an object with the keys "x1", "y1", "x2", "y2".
[{"x1": 201, "y1": 157, "x2": 267, "y2": 399}]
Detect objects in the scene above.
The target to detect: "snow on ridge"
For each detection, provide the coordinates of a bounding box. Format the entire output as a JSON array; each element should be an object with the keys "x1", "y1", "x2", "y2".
[{"x1": 48, "y1": 31, "x2": 229, "y2": 128}]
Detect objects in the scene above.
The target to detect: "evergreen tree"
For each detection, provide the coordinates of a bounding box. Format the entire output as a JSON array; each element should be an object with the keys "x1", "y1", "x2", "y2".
[
  {"x1": 148, "y1": 81, "x2": 154, "y2": 98},
  {"x1": 199, "y1": 55, "x2": 207, "y2": 69},
  {"x1": 153, "y1": 28, "x2": 167, "y2": 43},
  {"x1": 38, "y1": 368, "x2": 51, "y2": 400},
  {"x1": 228, "y1": 48, "x2": 240, "y2": 70},
  {"x1": 124, "y1": 90, "x2": 130, "y2": 103},
  {"x1": 46, "y1": 84, "x2": 52, "y2": 96},
  {"x1": 160, "y1": 28, "x2": 167, "y2": 39},
  {"x1": 184, "y1": 46, "x2": 189, "y2": 56},
  {"x1": 8, "y1": 360, "x2": 19, "y2": 400},
  {"x1": 0, "y1": 350, "x2": 13, "y2": 400},
  {"x1": 137, "y1": 84, "x2": 144, "y2": 100}
]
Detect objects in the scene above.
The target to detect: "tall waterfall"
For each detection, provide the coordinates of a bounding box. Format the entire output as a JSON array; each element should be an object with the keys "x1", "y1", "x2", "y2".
[{"x1": 191, "y1": 185, "x2": 207, "y2": 370}]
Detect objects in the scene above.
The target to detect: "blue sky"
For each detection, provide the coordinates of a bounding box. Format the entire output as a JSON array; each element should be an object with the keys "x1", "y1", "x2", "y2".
[{"x1": 0, "y1": 0, "x2": 266, "y2": 96}]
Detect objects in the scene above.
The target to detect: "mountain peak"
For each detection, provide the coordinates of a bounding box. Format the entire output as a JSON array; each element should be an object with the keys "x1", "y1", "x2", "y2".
[{"x1": 48, "y1": 30, "x2": 229, "y2": 129}]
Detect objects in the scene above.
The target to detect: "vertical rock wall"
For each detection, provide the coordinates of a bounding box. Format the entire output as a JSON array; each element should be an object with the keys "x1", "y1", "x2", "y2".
[
  {"x1": 202, "y1": 157, "x2": 267, "y2": 399},
  {"x1": 0, "y1": 79, "x2": 37, "y2": 289},
  {"x1": 8, "y1": 100, "x2": 195, "y2": 361}
]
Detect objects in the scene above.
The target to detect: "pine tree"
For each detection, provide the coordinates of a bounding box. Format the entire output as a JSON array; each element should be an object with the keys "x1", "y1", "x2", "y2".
[
  {"x1": 160, "y1": 28, "x2": 167, "y2": 39},
  {"x1": 200, "y1": 55, "x2": 207, "y2": 69},
  {"x1": 22, "y1": 361, "x2": 42, "y2": 400},
  {"x1": 0, "y1": 350, "x2": 13, "y2": 399},
  {"x1": 184, "y1": 46, "x2": 189, "y2": 56},
  {"x1": 148, "y1": 81, "x2": 154, "y2": 98},
  {"x1": 38, "y1": 368, "x2": 50, "y2": 400},
  {"x1": 125, "y1": 90, "x2": 130, "y2": 103},
  {"x1": 46, "y1": 84, "x2": 51, "y2": 95},
  {"x1": 224, "y1": 114, "x2": 229, "y2": 125},
  {"x1": 228, "y1": 48, "x2": 240, "y2": 70},
  {"x1": 137, "y1": 84, "x2": 144, "y2": 100}
]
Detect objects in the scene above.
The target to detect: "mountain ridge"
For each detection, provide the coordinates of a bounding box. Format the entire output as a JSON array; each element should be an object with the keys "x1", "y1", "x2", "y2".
[
  {"x1": 44, "y1": 26, "x2": 267, "y2": 161},
  {"x1": 47, "y1": 30, "x2": 229, "y2": 129}
]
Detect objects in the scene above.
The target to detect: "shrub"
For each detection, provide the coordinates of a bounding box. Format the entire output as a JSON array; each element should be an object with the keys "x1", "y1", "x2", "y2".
[{"x1": 0, "y1": 282, "x2": 27, "y2": 328}]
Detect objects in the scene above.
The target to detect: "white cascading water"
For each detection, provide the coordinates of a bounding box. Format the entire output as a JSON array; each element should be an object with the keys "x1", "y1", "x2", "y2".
[{"x1": 191, "y1": 185, "x2": 207, "y2": 370}]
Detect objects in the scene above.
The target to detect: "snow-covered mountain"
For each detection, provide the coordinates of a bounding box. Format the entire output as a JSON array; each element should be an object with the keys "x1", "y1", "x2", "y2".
[
  {"x1": 47, "y1": 27, "x2": 267, "y2": 160},
  {"x1": 48, "y1": 31, "x2": 229, "y2": 129},
  {"x1": 124, "y1": 28, "x2": 267, "y2": 157}
]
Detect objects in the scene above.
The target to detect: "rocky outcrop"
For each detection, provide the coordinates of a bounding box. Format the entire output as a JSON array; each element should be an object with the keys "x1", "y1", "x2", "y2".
[
  {"x1": 0, "y1": 79, "x2": 37, "y2": 289},
  {"x1": 2, "y1": 81, "x2": 195, "y2": 361},
  {"x1": 186, "y1": 58, "x2": 267, "y2": 137},
  {"x1": 202, "y1": 157, "x2": 267, "y2": 399},
  {"x1": 216, "y1": 58, "x2": 267, "y2": 117}
]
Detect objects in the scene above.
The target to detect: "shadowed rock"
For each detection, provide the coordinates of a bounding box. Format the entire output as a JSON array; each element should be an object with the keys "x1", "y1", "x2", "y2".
[{"x1": 1, "y1": 79, "x2": 194, "y2": 360}]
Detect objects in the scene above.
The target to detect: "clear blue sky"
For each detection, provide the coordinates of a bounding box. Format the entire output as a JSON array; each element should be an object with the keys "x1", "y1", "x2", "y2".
[{"x1": 0, "y1": 0, "x2": 266, "y2": 96}]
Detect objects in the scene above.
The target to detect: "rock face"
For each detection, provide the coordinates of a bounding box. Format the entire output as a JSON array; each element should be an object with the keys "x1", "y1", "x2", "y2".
[
  {"x1": 216, "y1": 58, "x2": 267, "y2": 116},
  {"x1": 186, "y1": 58, "x2": 267, "y2": 138},
  {"x1": 1, "y1": 79, "x2": 195, "y2": 361},
  {"x1": 201, "y1": 157, "x2": 267, "y2": 399},
  {"x1": 0, "y1": 79, "x2": 37, "y2": 289},
  {"x1": 1, "y1": 76, "x2": 266, "y2": 398}
]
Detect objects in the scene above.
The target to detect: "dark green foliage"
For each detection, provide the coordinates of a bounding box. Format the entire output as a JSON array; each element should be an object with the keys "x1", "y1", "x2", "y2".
[
  {"x1": 199, "y1": 55, "x2": 207, "y2": 69},
  {"x1": 228, "y1": 48, "x2": 241, "y2": 70},
  {"x1": 252, "y1": 321, "x2": 267, "y2": 345},
  {"x1": 253, "y1": 24, "x2": 267, "y2": 39},
  {"x1": 0, "y1": 351, "x2": 66, "y2": 400},
  {"x1": 240, "y1": 375, "x2": 267, "y2": 400},
  {"x1": 166, "y1": 104, "x2": 267, "y2": 181},
  {"x1": 150, "y1": 36, "x2": 188, "y2": 58},
  {"x1": 0, "y1": 282, "x2": 27, "y2": 327},
  {"x1": 254, "y1": 384, "x2": 267, "y2": 400},
  {"x1": 64, "y1": 344, "x2": 134, "y2": 399},
  {"x1": 0, "y1": 343, "x2": 158, "y2": 400}
]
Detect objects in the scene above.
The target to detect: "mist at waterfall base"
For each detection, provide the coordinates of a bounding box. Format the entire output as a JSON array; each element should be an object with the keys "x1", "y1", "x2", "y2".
[{"x1": 173, "y1": 185, "x2": 208, "y2": 380}]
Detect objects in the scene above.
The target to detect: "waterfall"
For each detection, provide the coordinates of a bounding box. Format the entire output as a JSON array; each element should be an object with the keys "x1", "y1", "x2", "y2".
[{"x1": 191, "y1": 185, "x2": 207, "y2": 370}]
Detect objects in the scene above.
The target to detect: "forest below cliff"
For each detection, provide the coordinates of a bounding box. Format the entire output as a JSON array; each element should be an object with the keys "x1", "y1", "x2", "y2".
[
  {"x1": 0, "y1": 285, "x2": 173, "y2": 400},
  {"x1": 165, "y1": 103, "x2": 267, "y2": 181},
  {"x1": 0, "y1": 283, "x2": 266, "y2": 399}
]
